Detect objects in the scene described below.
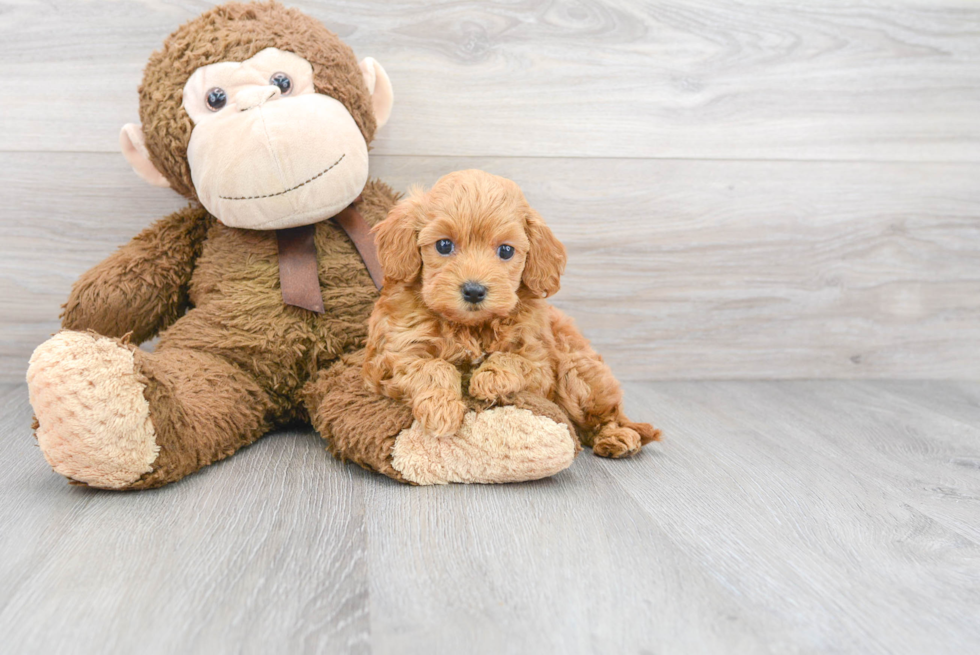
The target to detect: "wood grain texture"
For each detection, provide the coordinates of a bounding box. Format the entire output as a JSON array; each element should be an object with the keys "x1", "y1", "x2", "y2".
[
  {"x1": 2, "y1": 380, "x2": 979, "y2": 653},
  {"x1": 2, "y1": 1, "x2": 978, "y2": 652},
  {"x1": 0, "y1": 385, "x2": 372, "y2": 654},
  {"x1": 2, "y1": 152, "x2": 977, "y2": 382},
  {"x1": 874, "y1": 380, "x2": 980, "y2": 431},
  {"x1": 1, "y1": 0, "x2": 979, "y2": 161},
  {"x1": 2, "y1": 0, "x2": 978, "y2": 381},
  {"x1": 612, "y1": 380, "x2": 980, "y2": 655}
]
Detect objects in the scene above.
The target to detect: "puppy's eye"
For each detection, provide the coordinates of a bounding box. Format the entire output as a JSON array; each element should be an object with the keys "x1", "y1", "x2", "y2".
[
  {"x1": 435, "y1": 239, "x2": 455, "y2": 255},
  {"x1": 206, "y1": 87, "x2": 227, "y2": 111},
  {"x1": 497, "y1": 244, "x2": 515, "y2": 260}
]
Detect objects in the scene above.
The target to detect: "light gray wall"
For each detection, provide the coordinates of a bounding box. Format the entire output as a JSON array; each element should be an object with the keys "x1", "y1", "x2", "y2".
[{"x1": 2, "y1": 0, "x2": 978, "y2": 381}]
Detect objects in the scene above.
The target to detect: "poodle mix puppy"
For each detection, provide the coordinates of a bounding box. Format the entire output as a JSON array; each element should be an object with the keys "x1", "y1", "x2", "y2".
[{"x1": 364, "y1": 169, "x2": 660, "y2": 458}]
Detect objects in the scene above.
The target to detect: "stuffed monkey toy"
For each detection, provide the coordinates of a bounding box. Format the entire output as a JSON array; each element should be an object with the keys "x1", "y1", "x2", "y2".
[{"x1": 26, "y1": 1, "x2": 579, "y2": 489}]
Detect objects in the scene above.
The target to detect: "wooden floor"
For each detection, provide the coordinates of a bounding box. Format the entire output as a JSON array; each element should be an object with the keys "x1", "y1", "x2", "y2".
[
  {"x1": 2, "y1": 1, "x2": 979, "y2": 652},
  {"x1": 1, "y1": 380, "x2": 978, "y2": 654}
]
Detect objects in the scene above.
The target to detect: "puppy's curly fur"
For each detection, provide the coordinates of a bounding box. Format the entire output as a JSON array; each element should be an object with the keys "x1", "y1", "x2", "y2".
[{"x1": 364, "y1": 170, "x2": 660, "y2": 457}]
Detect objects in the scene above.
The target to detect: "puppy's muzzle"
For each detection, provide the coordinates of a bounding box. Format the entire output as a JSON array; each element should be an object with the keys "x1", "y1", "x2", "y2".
[{"x1": 460, "y1": 281, "x2": 487, "y2": 305}]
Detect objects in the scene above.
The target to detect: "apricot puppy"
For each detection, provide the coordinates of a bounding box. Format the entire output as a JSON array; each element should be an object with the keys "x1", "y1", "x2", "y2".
[{"x1": 364, "y1": 170, "x2": 660, "y2": 457}]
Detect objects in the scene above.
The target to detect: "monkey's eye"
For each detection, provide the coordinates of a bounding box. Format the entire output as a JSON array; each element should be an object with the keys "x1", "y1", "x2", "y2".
[
  {"x1": 497, "y1": 244, "x2": 515, "y2": 260},
  {"x1": 206, "y1": 87, "x2": 227, "y2": 111},
  {"x1": 270, "y1": 73, "x2": 292, "y2": 95},
  {"x1": 435, "y1": 239, "x2": 455, "y2": 256}
]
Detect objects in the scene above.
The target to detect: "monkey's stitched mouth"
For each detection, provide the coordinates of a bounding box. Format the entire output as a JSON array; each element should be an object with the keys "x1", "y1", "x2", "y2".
[{"x1": 218, "y1": 153, "x2": 345, "y2": 201}]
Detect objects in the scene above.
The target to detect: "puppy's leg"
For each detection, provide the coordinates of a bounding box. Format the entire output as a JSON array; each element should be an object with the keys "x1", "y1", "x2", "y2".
[
  {"x1": 469, "y1": 352, "x2": 545, "y2": 403},
  {"x1": 391, "y1": 358, "x2": 467, "y2": 437},
  {"x1": 550, "y1": 309, "x2": 660, "y2": 458}
]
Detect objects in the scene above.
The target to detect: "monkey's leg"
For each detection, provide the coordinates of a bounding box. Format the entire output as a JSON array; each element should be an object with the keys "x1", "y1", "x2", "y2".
[
  {"x1": 28, "y1": 330, "x2": 274, "y2": 489},
  {"x1": 304, "y1": 350, "x2": 579, "y2": 485}
]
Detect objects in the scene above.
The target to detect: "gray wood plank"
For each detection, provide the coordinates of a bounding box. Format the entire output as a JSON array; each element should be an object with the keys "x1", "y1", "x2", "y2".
[
  {"x1": 2, "y1": 381, "x2": 979, "y2": 653},
  {"x1": 3, "y1": 152, "x2": 978, "y2": 382},
  {"x1": 0, "y1": 385, "x2": 371, "y2": 654},
  {"x1": 362, "y1": 464, "x2": 775, "y2": 655},
  {"x1": 1, "y1": 0, "x2": 979, "y2": 161},
  {"x1": 710, "y1": 380, "x2": 980, "y2": 542},
  {"x1": 872, "y1": 380, "x2": 980, "y2": 432},
  {"x1": 608, "y1": 380, "x2": 980, "y2": 655}
]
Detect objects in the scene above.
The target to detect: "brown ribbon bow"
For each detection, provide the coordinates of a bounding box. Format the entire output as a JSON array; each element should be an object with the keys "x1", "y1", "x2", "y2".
[{"x1": 275, "y1": 197, "x2": 383, "y2": 313}]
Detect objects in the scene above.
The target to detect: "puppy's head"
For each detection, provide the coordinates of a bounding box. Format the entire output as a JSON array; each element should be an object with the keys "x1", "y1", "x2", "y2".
[{"x1": 374, "y1": 169, "x2": 567, "y2": 325}]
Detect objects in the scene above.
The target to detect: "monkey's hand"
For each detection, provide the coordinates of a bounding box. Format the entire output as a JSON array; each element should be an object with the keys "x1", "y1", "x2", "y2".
[{"x1": 61, "y1": 205, "x2": 209, "y2": 344}]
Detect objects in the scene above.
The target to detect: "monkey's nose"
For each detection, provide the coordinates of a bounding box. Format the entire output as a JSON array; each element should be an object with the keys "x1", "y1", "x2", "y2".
[
  {"x1": 461, "y1": 281, "x2": 488, "y2": 305},
  {"x1": 234, "y1": 85, "x2": 281, "y2": 111}
]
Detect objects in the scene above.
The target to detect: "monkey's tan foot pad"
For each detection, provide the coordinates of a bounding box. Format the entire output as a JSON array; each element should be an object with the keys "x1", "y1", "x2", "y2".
[
  {"x1": 27, "y1": 331, "x2": 159, "y2": 489},
  {"x1": 390, "y1": 405, "x2": 577, "y2": 485}
]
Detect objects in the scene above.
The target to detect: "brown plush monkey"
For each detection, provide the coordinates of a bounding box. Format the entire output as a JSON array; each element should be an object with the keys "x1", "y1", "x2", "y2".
[{"x1": 25, "y1": 1, "x2": 578, "y2": 489}]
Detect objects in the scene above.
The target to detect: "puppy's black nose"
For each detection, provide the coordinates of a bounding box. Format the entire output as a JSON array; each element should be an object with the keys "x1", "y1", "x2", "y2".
[{"x1": 461, "y1": 281, "x2": 487, "y2": 304}]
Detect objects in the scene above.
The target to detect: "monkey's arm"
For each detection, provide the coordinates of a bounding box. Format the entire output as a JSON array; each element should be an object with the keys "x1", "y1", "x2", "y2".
[{"x1": 61, "y1": 204, "x2": 211, "y2": 344}]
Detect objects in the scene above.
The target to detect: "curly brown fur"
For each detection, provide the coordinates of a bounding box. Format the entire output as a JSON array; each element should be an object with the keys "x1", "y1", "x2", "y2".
[
  {"x1": 46, "y1": 2, "x2": 411, "y2": 488},
  {"x1": 61, "y1": 205, "x2": 212, "y2": 343},
  {"x1": 304, "y1": 350, "x2": 413, "y2": 483},
  {"x1": 364, "y1": 170, "x2": 660, "y2": 456},
  {"x1": 33, "y1": 3, "x2": 578, "y2": 489},
  {"x1": 60, "y1": 177, "x2": 403, "y2": 488}
]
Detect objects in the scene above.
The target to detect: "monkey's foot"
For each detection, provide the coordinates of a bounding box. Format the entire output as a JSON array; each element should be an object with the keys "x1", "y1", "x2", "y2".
[
  {"x1": 391, "y1": 406, "x2": 577, "y2": 485},
  {"x1": 27, "y1": 331, "x2": 159, "y2": 489}
]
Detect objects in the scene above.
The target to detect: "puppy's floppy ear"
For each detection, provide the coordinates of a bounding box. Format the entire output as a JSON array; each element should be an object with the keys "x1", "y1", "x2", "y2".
[
  {"x1": 373, "y1": 188, "x2": 423, "y2": 283},
  {"x1": 521, "y1": 207, "x2": 567, "y2": 298}
]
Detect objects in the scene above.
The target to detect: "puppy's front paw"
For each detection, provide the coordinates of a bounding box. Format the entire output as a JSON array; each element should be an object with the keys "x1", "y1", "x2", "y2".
[
  {"x1": 592, "y1": 423, "x2": 643, "y2": 459},
  {"x1": 469, "y1": 366, "x2": 524, "y2": 402},
  {"x1": 413, "y1": 390, "x2": 467, "y2": 437}
]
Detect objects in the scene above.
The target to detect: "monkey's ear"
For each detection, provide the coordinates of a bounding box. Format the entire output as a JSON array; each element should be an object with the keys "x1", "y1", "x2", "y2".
[
  {"x1": 372, "y1": 188, "x2": 423, "y2": 283},
  {"x1": 120, "y1": 124, "x2": 171, "y2": 188},
  {"x1": 521, "y1": 207, "x2": 567, "y2": 299},
  {"x1": 359, "y1": 57, "x2": 393, "y2": 130}
]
